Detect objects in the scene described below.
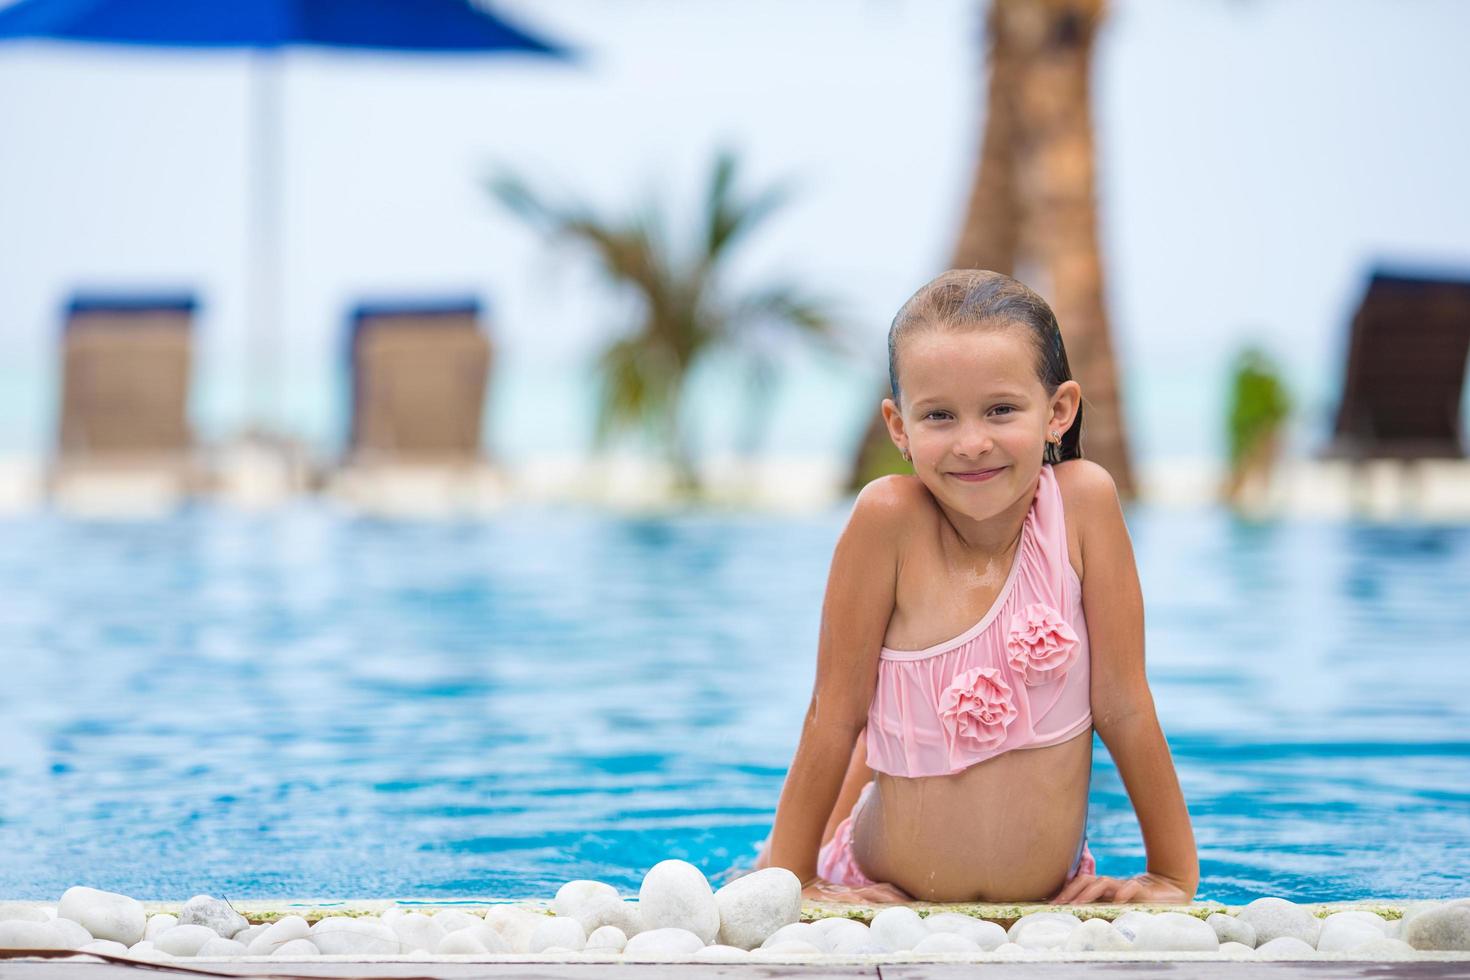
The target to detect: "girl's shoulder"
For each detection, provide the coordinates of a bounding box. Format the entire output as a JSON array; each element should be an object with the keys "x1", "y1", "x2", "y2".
[
  {"x1": 852, "y1": 473, "x2": 940, "y2": 524},
  {"x1": 1050, "y1": 459, "x2": 1126, "y2": 582}
]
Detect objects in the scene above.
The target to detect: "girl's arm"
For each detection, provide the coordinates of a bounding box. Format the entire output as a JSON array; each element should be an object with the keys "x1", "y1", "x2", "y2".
[
  {"x1": 763, "y1": 478, "x2": 907, "y2": 889},
  {"x1": 1052, "y1": 462, "x2": 1199, "y2": 904}
]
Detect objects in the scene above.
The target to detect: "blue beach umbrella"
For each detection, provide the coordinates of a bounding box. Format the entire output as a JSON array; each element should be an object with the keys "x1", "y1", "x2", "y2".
[{"x1": 0, "y1": 0, "x2": 570, "y2": 429}]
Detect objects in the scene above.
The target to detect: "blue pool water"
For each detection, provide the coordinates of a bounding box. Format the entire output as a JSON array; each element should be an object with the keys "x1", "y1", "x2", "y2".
[{"x1": 0, "y1": 504, "x2": 1467, "y2": 904}]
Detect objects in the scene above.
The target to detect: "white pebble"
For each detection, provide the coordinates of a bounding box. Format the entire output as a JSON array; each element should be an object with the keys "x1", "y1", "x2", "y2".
[
  {"x1": 195, "y1": 937, "x2": 247, "y2": 957},
  {"x1": 714, "y1": 867, "x2": 801, "y2": 950},
  {"x1": 145, "y1": 914, "x2": 179, "y2": 940},
  {"x1": 694, "y1": 944, "x2": 751, "y2": 960},
  {"x1": 571, "y1": 894, "x2": 644, "y2": 937},
  {"x1": 1133, "y1": 912, "x2": 1219, "y2": 952},
  {"x1": 154, "y1": 924, "x2": 221, "y2": 956},
  {"x1": 271, "y1": 938, "x2": 320, "y2": 957},
  {"x1": 585, "y1": 925, "x2": 627, "y2": 952},
  {"x1": 57, "y1": 886, "x2": 146, "y2": 946},
  {"x1": 761, "y1": 921, "x2": 828, "y2": 951},
  {"x1": 436, "y1": 930, "x2": 488, "y2": 954},
  {"x1": 0, "y1": 921, "x2": 72, "y2": 949},
  {"x1": 469, "y1": 924, "x2": 511, "y2": 953},
  {"x1": 432, "y1": 909, "x2": 484, "y2": 933},
  {"x1": 178, "y1": 895, "x2": 248, "y2": 939},
  {"x1": 553, "y1": 880, "x2": 619, "y2": 917},
  {"x1": 49, "y1": 916, "x2": 92, "y2": 948},
  {"x1": 246, "y1": 915, "x2": 309, "y2": 955},
  {"x1": 1218, "y1": 941, "x2": 1256, "y2": 956},
  {"x1": 1238, "y1": 897, "x2": 1320, "y2": 947},
  {"x1": 79, "y1": 939, "x2": 130, "y2": 956},
  {"x1": 1352, "y1": 937, "x2": 1417, "y2": 957},
  {"x1": 1317, "y1": 919, "x2": 1389, "y2": 953},
  {"x1": 871, "y1": 906, "x2": 928, "y2": 951},
  {"x1": 622, "y1": 926, "x2": 706, "y2": 957},
  {"x1": 912, "y1": 932, "x2": 982, "y2": 954},
  {"x1": 1064, "y1": 917, "x2": 1132, "y2": 952},
  {"x1": 925, "y1": 912, "x2": 1007, "y2": 950},
  {"x1": 1206, "y1": 912, "x2": 1255, "y2": 947},
  {"x1": 1323, "y1": 910, "x2": 1391, "y2": 936},
  {"x1": 638, "y1": 859, "x2": 720, "y2": 944},
  {"x1": 1112, "y1": 909, "x2": 1153, "y2": 943},
  {"x1": 482, "y1": 908, "x2": 543, "y2": 953},
  {"x1": 1008, "y1": 911, "x2": 1081, "y2": 945},
  {"x1": 1256, "y1": 936, "x2": 1318, "y2": 958},
  {"x1": 820, "y1": 919, "x2": 875, "y2": 953},
  {"x1": 993, "y1": 941, "x2": 1027, "y2": 956},
  {"x1": 754, "y1": 939, "x2": 823, "y2": 957},
  {"x1": 0, "y1": 903, "x2": 49, "y2": 923},
  {"x1": 389, "y1": 912, "x2": 446, "y2": 952},
  {"x1": 1402, "y1": 900, "x2": 1470, "y2": 951},
  {"x1": 308, "y1": 916, "x2": 400, "y2": 955},
  {"x1": 126, "y1": 940, "x2": 172, "y2": 960},
  {"x1": 528, "y1": 916, "x2": 586, "y2": 953}
]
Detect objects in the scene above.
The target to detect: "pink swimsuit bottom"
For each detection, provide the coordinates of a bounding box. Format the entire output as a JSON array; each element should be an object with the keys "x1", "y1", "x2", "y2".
[{"x1": 817, "y1": 464, "x2": 1096, "y2": 892}]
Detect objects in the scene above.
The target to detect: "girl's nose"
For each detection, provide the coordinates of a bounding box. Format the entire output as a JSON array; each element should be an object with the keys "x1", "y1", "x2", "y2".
[{"x1": 955, "y1": 425, "x2": 992, "y2": 458}]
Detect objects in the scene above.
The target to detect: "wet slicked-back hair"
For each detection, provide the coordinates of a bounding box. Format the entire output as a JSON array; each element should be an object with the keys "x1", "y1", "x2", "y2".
[{"x1": 887, "y1": 269, "x2": 1082, "y2": 464}]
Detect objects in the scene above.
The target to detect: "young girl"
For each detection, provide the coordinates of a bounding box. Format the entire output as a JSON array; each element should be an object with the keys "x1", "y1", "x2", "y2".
[{"x1": 758, "y1": 270, "x2": 1198, "y2": 905}]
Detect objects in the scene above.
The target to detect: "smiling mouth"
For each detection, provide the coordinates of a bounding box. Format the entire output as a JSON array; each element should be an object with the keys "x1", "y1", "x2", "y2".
[{"x1": 947, "y1": 466, "x2": 1006, "y2": 482}]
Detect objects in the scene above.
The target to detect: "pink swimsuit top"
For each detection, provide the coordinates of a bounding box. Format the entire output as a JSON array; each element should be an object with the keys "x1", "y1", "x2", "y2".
[{"x1": 865, "y1": 463, "x2": 1092, "y2": 777}]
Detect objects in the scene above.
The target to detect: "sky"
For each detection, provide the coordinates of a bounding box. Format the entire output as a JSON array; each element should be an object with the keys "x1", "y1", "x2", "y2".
[{"x1": 1, "y1": 0, "x2": 1468, "y2": 474}]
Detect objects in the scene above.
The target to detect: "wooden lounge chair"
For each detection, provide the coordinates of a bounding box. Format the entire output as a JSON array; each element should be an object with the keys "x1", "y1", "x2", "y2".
[
  {"x1": 1328, "y1": 270, "x2": 1470, "y2": 460},
  {"x1": 335, "y1": 299, "x2": 499, "y2": 513},
  {"x1": 51, "y1": 294, "x2": 199, "y2": 511}
]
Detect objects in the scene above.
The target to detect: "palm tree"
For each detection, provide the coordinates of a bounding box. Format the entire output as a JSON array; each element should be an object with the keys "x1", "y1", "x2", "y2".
[
  {"x1": 490, "y1": 151, "x2": 836, "y2": 495},
  {"x1": 852, "y1": 0, "x2": 1136, "y2": 498}
]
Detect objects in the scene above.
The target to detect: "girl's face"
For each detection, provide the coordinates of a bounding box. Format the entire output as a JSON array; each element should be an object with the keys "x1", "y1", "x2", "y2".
[{"x1": 881, "y1": 324, "x2": 1081, "y2": 521}]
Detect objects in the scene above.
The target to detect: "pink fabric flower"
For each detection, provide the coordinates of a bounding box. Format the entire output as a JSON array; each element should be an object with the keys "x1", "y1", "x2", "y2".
[
  {"x1": 938, "y1": 667, "x2": 1017, "y2": 755},
  {"x1": 1006, "y1": 602, "x2": 1080, "y2": 686}
]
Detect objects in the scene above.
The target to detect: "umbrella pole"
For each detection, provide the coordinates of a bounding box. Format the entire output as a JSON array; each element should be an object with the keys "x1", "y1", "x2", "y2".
[{"x1": 246, "y1": 49, "x2": 283, "y2": 440}]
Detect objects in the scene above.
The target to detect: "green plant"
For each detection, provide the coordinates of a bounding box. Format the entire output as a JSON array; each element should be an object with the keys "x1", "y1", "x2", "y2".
[
  {"x1": 489, "y1": 151, "x2": 837, "y2": 493},
  {"x1": 1226, "y1": 346, "x2": 1291, "y2": 469}
]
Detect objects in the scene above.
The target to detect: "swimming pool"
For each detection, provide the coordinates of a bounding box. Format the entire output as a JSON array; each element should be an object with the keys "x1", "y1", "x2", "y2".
[{"x1": 0, "y1": 504, "x2": 1466, "y2": 903}]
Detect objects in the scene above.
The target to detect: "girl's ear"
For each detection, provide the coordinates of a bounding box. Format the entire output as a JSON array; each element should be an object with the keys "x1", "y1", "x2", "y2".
[
  {"x1": 1049, "y1": 380, "x2": 1082, "y2": 437},
  {"x1": 881, "y1": 398, "x2": 908, "y2": 455}
]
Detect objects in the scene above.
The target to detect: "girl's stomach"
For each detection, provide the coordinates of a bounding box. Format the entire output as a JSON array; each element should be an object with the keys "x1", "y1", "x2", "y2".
[{"x1": 851, "y1": 728, "x2": 1093, "y2": 902}]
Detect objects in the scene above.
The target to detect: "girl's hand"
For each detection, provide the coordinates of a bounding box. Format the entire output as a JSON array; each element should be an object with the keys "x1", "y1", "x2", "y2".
[
  {"x1": 801, "y1": 877, "x2": 912, "y2": 905},
  {"x1": 1048, "y1": 872, "x2": 1190, "y2": 906}
]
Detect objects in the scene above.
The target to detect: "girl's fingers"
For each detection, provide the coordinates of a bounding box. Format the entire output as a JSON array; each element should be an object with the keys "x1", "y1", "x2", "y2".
[
  {"x1": 1111, "y1": 879, "x2": 1145, "y2": 904},
  {"x1": 1077, "y1": 876, "x2": 1121, "y2": 905},
  {"x1": 1049, "y1": 873, "x2": 1096, "y2": 905}
]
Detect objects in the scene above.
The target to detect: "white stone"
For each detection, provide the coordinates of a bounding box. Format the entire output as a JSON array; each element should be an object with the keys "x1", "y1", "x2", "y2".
[
  {"x1": 694, "y1": 944, "x2": 751, "y2": 960},
  {"x1": 1064, "y1": 917, "x2": 1132, "y2": 952},
  {"x1": 871, "y1": 906, "x2": 929, "y2": 951},
  {"x1": 178, "y1": 895, "x2": 248, "y2": 939},
  {"x1": 1238, "y1": 897, "x2": 1320, "y2": 947},
  {"x1": 39, "y1": 907, "x2": 57, "y2": 920},
  {"x1": 126, "y1": 940, "x2": 172, "y2": 960},
  {"x1": 1402, "y1": 901, "x2": 1470, "y2": 951},
  {"x1": 154, "y1": 924, "x2": 224, "y2": 957},
  {"x1": 1323, "y1": 910, "x2": 1390, "y2": 936},
  {"x1": 144, "y1": 914, "x2": 179, "y2": 941},
  {"x1": 247, "y1": 915, "x2": 310, "y2": 955},
  {"x1": 57, "y1": 886, "x2": 146, "y2": 946},
  {"x1": 585, "y1": 925, "x2": 628, "y2": 952},
  {"x1": 79, "y1": 939, "x2": 130, "y2": 956},
  {"x1": 713, "y1": 866, "x2": 801, "y2": 950},
  {"x1": 1133, "y1": 912, "x2": 1219, "y2": 952},
  {"x1": 389, "y1": 912, "x2": 447, "y2": 952},
  {"x1": 1206, "y1": 913, "x2": 1255, "y2": 947},
  {"x1": 925, "y1": 912, "x2": 1007, "y2": 950},
  {"x1": 271, "y1": 939, "x2": 320, "y2": 957},
  {"x1": 469, "y1": 924, "x2": 511, "y2": 954},
  {"x1": 1219, "y1": 941, "x2": 1256, "y2": 956},
  {"x1": 1112, "y1": 910, "x2": 1153, "y2": 943},
  {"x1": 1256, "y1": 936, "x2": 1318, "y2": 958},
  {"x1": 432, "y1": 909, "x2": 484, "y2": 933},
  {"x1": 753, "y1": 939, "x2": 822, "y2": 957},
  {"x1": 912, "y1": 932, "x2": 982, "y2": 954},
  {"x1": 622, "y1": 926, "x2": 706, "y2": 957},
  {"x1": 760, "y1": 921, "x2": 829, "y2": 951},
  {"x1": 308, "y1": 916, "x2": 400, "y2": 955},
  {"x1": 380, "y1": 907, "x2": 406, "y2": 926},
  {"x1": 0, "y1": 903, "x2": 49, "y2": 923},
  {"x1": 483, "y1": 908, "x2": 544, "y2": 953},
  {"x1": 571, "y1": 895, "x2": 644, "y2": 937},
  {"x1": 818, "y1": 918, "x2": 874, "y2": 953},
  {"x1": 1008, "y1": 911, "x2": 1082, "y2": 944},
  {"x1": 637, "y1": 859, "x2": 720, "y2": 944},
  {"x1": 1352, "y1": 937, "x2": 1417, "y2": 957},
  {"x1": 553, "y1": 880, "x2": 620, "y2": 917},
  {"x1": 528, "y1": 916, "x2": 586, "y2": 953},
  {"x1": 0, "y1": 920, "x2": 72, "y2": 949},
  {"x1": 49, "y1": 916, "x2": 92, "y2": 948},
  {"x1": 1317, "y1": 920, "x2": 1388, "y2": 953},
  {"x1": 436, "y1": 930, "x2": 488, "y2": 954},
  {"x1": 993, "y1": 941, "x2": 1027, "y2": 956},
  {"x1": 196, "y1": 937, "x2": 247, "y2": 957}
]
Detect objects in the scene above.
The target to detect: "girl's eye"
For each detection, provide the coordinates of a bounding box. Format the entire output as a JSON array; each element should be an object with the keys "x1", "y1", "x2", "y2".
[
  {"x1": 990, "y1": 406, "x2": 1015, "y2": 417},
  {"x1": 924, "y1": 411, "x2": 952, "y2": 421}
]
